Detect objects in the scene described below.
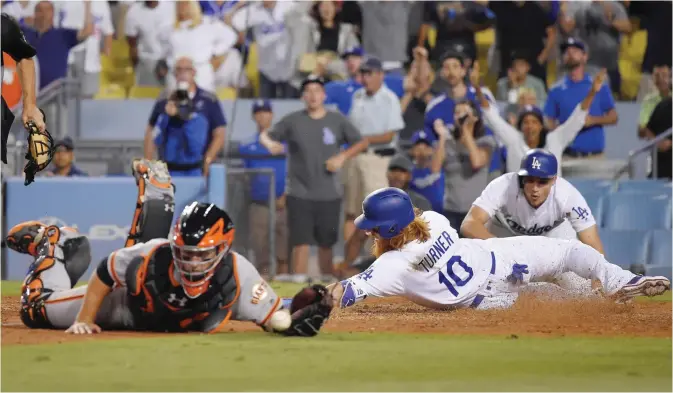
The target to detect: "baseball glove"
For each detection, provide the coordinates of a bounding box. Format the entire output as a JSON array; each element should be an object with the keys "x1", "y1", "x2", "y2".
[
  {"x1": 23, "y1": 111, "x2": 54, "y2": 186},
  {"x1": 282, "y1": 284, "x2": 334, "y2": 337}
]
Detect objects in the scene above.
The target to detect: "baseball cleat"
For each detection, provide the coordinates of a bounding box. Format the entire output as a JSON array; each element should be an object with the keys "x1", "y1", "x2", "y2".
[
  {"x1": 614, "y1": 276, "x2": 671, "y2": 302},
  {"x1": 131, "y1": 159, "x2": 172, "y2": 189},
  {"x1": 5, "y1": 221, "x2": 46, "y2": 256}
]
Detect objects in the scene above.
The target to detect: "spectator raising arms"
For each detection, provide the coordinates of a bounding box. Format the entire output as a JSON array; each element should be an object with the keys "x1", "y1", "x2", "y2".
[
  {"x1": 21, "y1": 0, "x2": 93, "y2": 90},
  {"x1": 399, "y1": 46, "x2": 435, "y2": 145},
  {"x1": 125, "y1": 1, "x2": 175, "y2": 86},
  {"x1": 260, "y1": 76, "x2": 368, "y2": 283},
  {"x1": 495, "y1": 50, "x2": 547, "y2": 110},
  {"x1": 474, "y1": 63, "x2": 606, "y2": 175},
  {"x1": 157, "y1": 1, "x2": 239, "y2": 92},
  {"x1": 545, "y1": 38, "x2": 617, "y2": 159},
  {"x1": 408, "y1": 129, "x2": 446, "y2": 213}
]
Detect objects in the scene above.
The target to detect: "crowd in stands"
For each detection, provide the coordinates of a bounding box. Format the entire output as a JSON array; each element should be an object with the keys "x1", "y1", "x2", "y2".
[{"x1": 2, "y1": 0, "x2": 671, "y2": 281}]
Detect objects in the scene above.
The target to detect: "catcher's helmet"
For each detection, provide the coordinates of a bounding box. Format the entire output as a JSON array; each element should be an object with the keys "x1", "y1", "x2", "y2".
[
  {"x1": 170, "y1": 202, "x2": 235, "y2": 298},
  {"x1": 355, "y1": 187, "x2": 415, "y2": 239},
  {"x1": 517, "y1": 148, "x2": 558, "y2": 178}
]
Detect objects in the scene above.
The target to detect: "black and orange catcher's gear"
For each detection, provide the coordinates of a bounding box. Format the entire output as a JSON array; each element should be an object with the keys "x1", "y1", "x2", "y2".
[
  {"x1": 170, "y1": 202, "x2": 235, "y2": 299},
  {"x1": 125, "y1": 159, "x2": 175, "y2": 248},
  {"x1": 5, "y1": 220, "x2": 46, "y2": 256}
]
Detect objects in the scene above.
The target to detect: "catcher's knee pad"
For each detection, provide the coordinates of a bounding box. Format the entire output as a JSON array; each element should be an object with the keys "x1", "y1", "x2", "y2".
[
  {"x1": 5, "y1": 221, "x2": 46, "y2": 256},
  {"x1": 126, "y1": 160, "x2": 175, "y2": 247},
  {"x1": 20, "y1": 276, "x2": 54, "y2": 329}
]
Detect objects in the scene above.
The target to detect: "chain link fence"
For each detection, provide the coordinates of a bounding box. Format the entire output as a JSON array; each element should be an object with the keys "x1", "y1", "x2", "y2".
[{"x1": 225, "y1": 167, "x2": 280, "y2": 278}]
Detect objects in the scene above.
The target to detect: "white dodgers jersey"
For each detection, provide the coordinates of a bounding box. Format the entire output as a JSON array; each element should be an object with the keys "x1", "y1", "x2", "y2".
[
  {"x1": 341, "y1": 211, "x2": 494, "y2": 309},
  {"x1": 473, "y1": 173, "x2": 595, "y2": 238}
]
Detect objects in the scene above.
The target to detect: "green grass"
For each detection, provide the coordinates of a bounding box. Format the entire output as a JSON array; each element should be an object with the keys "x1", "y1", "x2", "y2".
[{"x1": 2, "y1": 334, "x2": 670, "y2": 391}]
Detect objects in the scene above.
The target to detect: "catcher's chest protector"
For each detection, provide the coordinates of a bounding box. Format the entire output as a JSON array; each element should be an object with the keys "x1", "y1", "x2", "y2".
[{"x1": 124, "y1": 245, "x2": 239, "y2": 332}]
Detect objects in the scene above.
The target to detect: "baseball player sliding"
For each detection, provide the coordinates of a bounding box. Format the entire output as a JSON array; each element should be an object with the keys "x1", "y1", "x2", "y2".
[
  {"x1": 461, "y1": 149, "x2": 604, "y2": 293},
  {"x1": 5, "y1": 160, "x2": 332, "y2": 336},
  {"x1": 328, "y1": 187, "x2": 670, "y2": 310}
]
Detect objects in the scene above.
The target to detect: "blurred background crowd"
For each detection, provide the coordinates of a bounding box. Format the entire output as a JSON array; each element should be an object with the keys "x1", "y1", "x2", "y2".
[{"x1": 2, "y1": 0, "x2": 671, "y2": 283}]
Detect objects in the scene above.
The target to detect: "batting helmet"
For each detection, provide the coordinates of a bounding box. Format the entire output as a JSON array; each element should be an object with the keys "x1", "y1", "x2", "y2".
[
  {"x1": 354, "y1": 187, "x2": 415, "y2": 239},
  {"x1": 517, "y1": 148, "x2": 558, "y2": 178}
]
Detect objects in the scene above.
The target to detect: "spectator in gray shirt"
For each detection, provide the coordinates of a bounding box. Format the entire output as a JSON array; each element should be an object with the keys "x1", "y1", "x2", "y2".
[
  {"x1": 496, "y1": 50, "x2": 547, "y2": 109},
  {"x1": 260, "y1": 75, "x2": 368, "y2": 283},
  {"x1": 359, "y1": 1, "x2": 412, "y2": 74},
  {"x1": 434, "y1": 98, "x2": 496, "y2": 230}
]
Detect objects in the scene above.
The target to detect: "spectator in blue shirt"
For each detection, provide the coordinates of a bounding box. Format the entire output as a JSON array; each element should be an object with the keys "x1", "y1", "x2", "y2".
[
  {"x1": 544, "y1": 37, "x2": 617, "y2": 157},
  {"x1": 21, "y1": 1, "x2": 93, "y2": 90},
  {"x1": 47, "y1": 137, "x2": 88, "y2": 177},
  {"x1": 144, "y1": 57, "x2": 227, "y2": 177},
  {"x1": 408, "y1": 130, "x2": 445, "y2": 213},
  {"x1": 324, "y1": 46, "x2": 404, "y2": 115},
  {"x1": 238, "y1": 99, "x2": 289, "y2": 278}
]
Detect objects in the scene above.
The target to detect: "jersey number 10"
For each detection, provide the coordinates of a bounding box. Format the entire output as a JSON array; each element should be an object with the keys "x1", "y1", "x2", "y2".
[{"x1": 438, "y1": 256, "x2": 474, "y2": 296}]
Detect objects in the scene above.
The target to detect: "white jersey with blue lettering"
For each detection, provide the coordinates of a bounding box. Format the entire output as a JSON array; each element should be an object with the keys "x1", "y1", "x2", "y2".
[
  {"x1": 342, "y1": 211, "x2": 495, "y2": 309},
  {"x1": 472, "y1": 173, "x2": 596, "y2": 238}
]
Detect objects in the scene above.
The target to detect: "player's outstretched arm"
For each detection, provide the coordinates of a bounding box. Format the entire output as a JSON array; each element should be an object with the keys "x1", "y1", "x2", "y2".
[
  {"x1": 577, "y1": 225, "x2": 605, "y2": 255},
  {"x1": 65, "y1": 272, "x2": 111, "y2": 334},
  {"x1": 461, "y1": 206, "x2": 496, "y2": 239},
  {"x1": 272, "y1": 285, "x2": 334, "y2": 337}
]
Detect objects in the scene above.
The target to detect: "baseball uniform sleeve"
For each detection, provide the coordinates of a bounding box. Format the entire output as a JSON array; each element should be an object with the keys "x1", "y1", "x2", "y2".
[
  {"x1": 338, "y1": 255, "x2": 405, "y2": 308},
  {"x1": 101, "y1": 239, "x2": 169, "y2": 288},
  {"x1": 562, "y1": 181, "x2": 597, "y2": 233},
  {"x1": 1, "y1": 14, "x2": 36, "y2": 61},
  {"x1": 228, "y1": 253, "x2": 282, "y2": 326},
  {"x1": 472, "y1": 174, "x2": 510, "y2": 217}
]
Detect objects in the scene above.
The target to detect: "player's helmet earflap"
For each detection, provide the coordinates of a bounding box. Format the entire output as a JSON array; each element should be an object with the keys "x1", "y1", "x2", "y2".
[
  {"x1": 517, "y1": 148, "x2": 558, "y2": 180},
  {"x1": 170, "y1": 202, "x2": 235, "y2": 298},
  {"x1": 355, "y1": 187, "x2": 415, "y2": 239}
]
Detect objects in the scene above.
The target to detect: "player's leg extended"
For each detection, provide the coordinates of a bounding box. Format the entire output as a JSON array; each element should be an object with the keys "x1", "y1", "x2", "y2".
[
  {"x1": 125, "y1": 159, "x2": 175, "y2": 247},
  {"x1": 488, "y1": 237, "x2": 670, "y2": 300},
  {"x1": 6, "y1": 222, "x2": 91, "y2": 328}
]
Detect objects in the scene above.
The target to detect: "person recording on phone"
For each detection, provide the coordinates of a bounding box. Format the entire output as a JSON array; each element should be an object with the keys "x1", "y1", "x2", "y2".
[
  {"x1": 437, "y1": 98, "x2": 496, "y2": 230},
  {"x1": 144, "y1": 57, "x2": 226, "y2": 177}
]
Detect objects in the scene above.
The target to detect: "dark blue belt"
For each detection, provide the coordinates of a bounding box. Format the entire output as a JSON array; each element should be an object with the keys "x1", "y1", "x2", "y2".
[{"x1": 469, "y1": 252, "x2": 496, "y2": 309}]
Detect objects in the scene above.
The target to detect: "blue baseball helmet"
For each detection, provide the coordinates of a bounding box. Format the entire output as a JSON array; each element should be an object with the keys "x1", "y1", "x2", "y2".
[
  {"x1": 517, "y1": 148, "x2": 558, "y2": 178},
  {"x1": 354, "y1": 187, "x2": 415, "y2": 239}
]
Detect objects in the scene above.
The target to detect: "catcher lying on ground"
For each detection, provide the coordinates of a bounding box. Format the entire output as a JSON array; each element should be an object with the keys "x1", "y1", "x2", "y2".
[{"x1": 5, "y1": 160, "x2": 332, "y2": 336}]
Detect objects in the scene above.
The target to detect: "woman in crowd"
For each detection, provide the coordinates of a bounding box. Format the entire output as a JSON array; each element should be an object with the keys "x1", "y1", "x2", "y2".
[
  {"x1": 295, "y1": 0, "x2": 359, "y2": 82},
  {"x1": 471, "y1": 63, "x2": 606, "y2": 175}
]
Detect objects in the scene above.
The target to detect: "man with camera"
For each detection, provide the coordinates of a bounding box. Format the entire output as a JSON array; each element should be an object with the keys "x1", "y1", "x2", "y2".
[
  {"x1": 143, "y1": 57, "x2": 227, "y2": 177},
  {"x1": 435, "y1": 99, "x2": 496, "y2": 230}
]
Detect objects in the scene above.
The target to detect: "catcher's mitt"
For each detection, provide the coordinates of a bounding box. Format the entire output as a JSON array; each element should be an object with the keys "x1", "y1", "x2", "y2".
[
  {"x1": 23, "y1": 110, "x2": 54, "y2": 186},
  {"x1": 281, "y1": 284, "x2": 334, "y2": 337}
]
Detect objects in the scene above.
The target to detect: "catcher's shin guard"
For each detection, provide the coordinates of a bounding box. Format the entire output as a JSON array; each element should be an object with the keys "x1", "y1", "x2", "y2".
[{"x1": 125, "y1": 159, "x2": 175, "y2": 247}]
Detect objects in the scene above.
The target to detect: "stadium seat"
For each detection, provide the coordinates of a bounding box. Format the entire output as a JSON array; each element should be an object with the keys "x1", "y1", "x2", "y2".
[
  {"x1": 94, "y1": 83, "x2": 126, "y2": 99},
  {"x1": 603, "y1": 193, "x2": 672, "y2": 230},
  {"x1": 567, "y1": 178, "x2": 614, "y2": 196},
  {"x1": 216, "y1": 87, "x2": 237, "y2": 100},
  {"x1": 128, "y1": 85, "x2": 164, "y2": 99},
  {"x1": 581, "y1": 191, "x2": 606, "y2": 227},
  {"x1": 599, "y1": 229, "x2": 650, "y2": 268},
  {"x1": 616, "y1": 179, "x2": 672, "y2": 194},
  {"x1": 648, "y1": 230, "x2": 672, "y2": 266}
]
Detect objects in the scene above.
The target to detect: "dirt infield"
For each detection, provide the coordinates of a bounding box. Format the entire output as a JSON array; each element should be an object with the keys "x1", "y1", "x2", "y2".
[{"x1": 2, "y1": 294, "x2": 670, "y2": 346}]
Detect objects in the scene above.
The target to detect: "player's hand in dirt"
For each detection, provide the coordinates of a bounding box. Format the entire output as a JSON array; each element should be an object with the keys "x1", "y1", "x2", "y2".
[{"x1": 65, "y1": 321, "x2": 102, "y2": 335}]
